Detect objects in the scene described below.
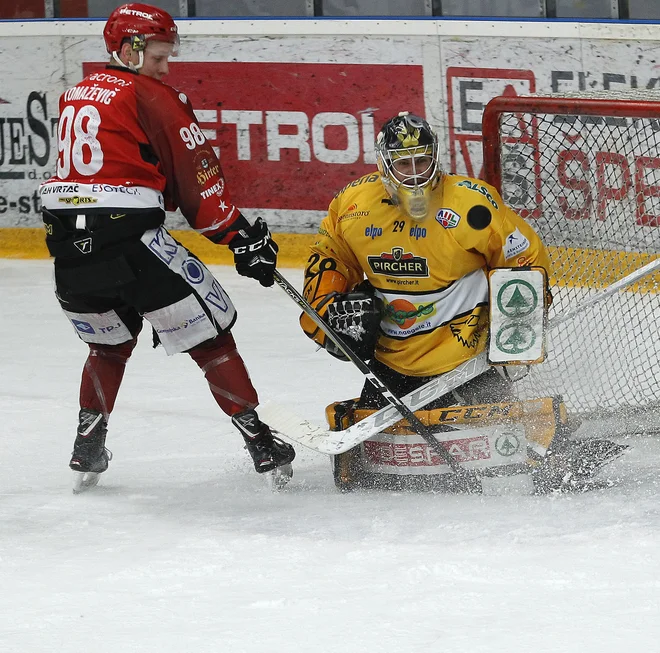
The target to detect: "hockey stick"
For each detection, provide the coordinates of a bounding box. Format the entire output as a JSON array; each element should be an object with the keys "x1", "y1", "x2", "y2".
[
  {"x1": 259, "y1": 352, "x2": 488, "y2": 454},
  {"x1": 271, "y1": 269, "x2": 477, "y2": 484},
  {"x1": 546, "y1": 257, "x2": 660, "y2": 330},
  {"x1": 262, "y1": 258, "x2": 660, "y2": 455}
]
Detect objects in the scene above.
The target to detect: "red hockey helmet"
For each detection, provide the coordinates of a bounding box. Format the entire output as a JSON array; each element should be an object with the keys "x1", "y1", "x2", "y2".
[{"x1": 103, "y1": 3, "x2": 179, "y2": 55}]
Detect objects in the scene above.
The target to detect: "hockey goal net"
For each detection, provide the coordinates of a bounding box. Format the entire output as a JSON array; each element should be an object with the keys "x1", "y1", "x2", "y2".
[{"x1": 482, "y1": 91, "x2": 660, "y2": 417}]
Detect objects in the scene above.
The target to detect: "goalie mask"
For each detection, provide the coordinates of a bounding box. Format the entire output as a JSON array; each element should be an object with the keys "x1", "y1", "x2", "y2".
[
  {"x1": 104, "y1": 3, "x2": 179, "y2": 71},
  {"x1": 376, "y1": 112, "x2": 442, "y2": 221}
]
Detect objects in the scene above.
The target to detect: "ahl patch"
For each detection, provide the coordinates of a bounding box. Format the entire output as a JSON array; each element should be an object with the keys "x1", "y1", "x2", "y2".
[
  {"x1": 503, "y1": 228, "x2": 530, "y2": 260},
  {"x1": 436, "y1": 208, "x2": 461, "y2": 229}
]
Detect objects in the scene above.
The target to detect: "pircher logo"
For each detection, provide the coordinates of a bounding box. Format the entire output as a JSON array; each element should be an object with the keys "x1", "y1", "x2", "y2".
[
  {"x1": 449, "y1": 312, "x2": 486, "y2": 348},
  {"x1": 58, "y1": 196, "x2": 98, "y2": 206},
  {"x1": 368, "y1": 246, "x2": 429, "y2": 277}
]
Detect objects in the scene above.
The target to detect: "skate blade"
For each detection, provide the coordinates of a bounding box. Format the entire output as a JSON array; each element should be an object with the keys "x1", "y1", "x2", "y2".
[
  {"x1": 72, "y1": 471, "x2": 101, "y2": 494},
  {"x1": 269, "y1": 463, "x2": 293, "y2": 491}
]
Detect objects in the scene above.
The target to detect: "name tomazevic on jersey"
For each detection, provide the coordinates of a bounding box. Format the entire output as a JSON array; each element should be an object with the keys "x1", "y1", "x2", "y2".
[{"x1": 41, "y1": 65, "x2": 242, "y2": 243}]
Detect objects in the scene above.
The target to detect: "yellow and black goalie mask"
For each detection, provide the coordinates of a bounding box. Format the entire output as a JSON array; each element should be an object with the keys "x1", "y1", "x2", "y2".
[{"x1": 375, "y1": 112, "x2": 442, "y2": 221}]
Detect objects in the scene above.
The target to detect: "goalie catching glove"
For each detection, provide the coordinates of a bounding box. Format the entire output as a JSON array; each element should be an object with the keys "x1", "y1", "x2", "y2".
[
  {"x1": 319, "y1": 283, "x2": 384, "y2": 361},
  {"x1": 228, "y1": 217, "x2": 278, "y2": 287}
]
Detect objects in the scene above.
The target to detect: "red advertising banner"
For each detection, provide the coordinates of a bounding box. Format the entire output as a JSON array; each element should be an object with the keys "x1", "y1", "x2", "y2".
[{"x1": 83, "y1": 61, "x2": 424, "y2": 211}]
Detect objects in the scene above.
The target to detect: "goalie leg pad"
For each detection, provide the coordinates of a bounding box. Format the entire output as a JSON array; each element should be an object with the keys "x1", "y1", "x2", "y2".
[
  {"x1": 325, "y1": 396, "x2": 571, "y2": 489},
  {"x1": 326, "y1": 400, "x2": 369, "y2": 491}
]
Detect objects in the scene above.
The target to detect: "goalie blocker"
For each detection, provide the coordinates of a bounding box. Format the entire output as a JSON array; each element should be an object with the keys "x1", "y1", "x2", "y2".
[{"x1": 488, "y1": 267, "x2": 549, "y2": 365}]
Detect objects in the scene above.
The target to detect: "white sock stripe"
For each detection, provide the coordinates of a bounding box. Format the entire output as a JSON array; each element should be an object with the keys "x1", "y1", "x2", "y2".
[
  {"x1": 200, "y1": 350, "x2": 239, "y2": 374},
  {"x1": 207, "y1": 383, "x2": 255, "y2": 409},
  {"x1": 85, "y1": 360, "x2": 109, "y2": 419}
]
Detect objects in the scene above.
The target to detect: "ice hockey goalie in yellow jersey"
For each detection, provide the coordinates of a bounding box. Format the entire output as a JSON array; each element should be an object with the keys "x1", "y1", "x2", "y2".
[{"x1": 301, "y1": 111, "x2": 552, "y2": 409}]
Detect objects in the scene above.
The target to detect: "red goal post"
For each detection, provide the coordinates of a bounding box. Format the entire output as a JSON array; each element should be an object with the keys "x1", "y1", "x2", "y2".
[{"x1": 481, "y1": 92, "x2": 660, "y2": 418}]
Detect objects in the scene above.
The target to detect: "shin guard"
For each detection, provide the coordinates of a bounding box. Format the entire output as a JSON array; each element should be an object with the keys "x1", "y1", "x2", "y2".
[
  {"x1": 188, "y1": 333, "x2": 259, "y2": 416},
  {"x1": 79, "y1": 338, "x2": 138, "y2": 416}
]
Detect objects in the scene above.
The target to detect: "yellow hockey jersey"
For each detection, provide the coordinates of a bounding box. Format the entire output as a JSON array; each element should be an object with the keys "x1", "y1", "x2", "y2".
[{"x1": 301, "y1": 171, "x2": 551, "y2": 377}]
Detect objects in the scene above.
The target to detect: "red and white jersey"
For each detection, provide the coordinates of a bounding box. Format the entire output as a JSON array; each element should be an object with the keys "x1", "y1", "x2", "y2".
[{"x1": 41, "y1": 67, "x2": 241, "y2": 243}]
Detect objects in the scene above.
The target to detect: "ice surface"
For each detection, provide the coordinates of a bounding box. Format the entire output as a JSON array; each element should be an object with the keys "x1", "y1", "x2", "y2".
[{"x1": 2, "y1": 260, "x2": 660, "y2": 653}]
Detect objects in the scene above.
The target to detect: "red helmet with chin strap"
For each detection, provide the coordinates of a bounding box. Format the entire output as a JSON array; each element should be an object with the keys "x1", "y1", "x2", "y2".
[{"x1": 103, "y1": 3, "x2": 179, "y2": 55}]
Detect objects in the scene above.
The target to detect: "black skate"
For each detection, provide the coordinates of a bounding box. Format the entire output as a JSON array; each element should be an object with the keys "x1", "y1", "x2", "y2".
[
  {"x1": 232, "y1": 409, "x2": 296, "y2": 488},
  {"x1": 533, "y1": 437, "x2": 629, "y2": 493},
  {"x1": 70, "y1": 408, "x2": 112, "y2": 494}
]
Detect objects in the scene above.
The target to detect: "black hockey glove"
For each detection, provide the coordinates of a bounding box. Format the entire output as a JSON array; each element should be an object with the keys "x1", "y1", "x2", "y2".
[
  {"x1": 324, "y1": 284, "x2": 383, "y2": 361},
  {"x1": 228, "y1": 217, "x2": 278, "y2": 287}
]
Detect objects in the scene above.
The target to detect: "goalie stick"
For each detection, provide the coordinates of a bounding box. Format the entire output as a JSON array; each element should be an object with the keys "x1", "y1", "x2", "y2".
[{"x1": 262, "y1": 259, "x2": 660, "y2": 455}]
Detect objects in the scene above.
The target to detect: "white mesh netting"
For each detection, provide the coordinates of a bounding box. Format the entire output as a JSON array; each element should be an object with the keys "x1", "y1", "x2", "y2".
[{"x1": 487, "y1": 92, "x2": 660, "y2": 416}]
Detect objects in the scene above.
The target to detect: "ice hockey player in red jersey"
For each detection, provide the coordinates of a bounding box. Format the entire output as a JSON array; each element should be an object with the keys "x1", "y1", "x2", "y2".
[{"x1": 40, "y1": 3, "x2": 294, "y2": 492}]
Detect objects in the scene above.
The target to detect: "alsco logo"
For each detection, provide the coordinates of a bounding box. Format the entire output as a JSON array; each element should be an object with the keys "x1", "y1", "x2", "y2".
[
  {"x1": 456, "y1": 180, "x2": 499, "y2": 209},
  {"x1": 367, "y1": 247, "x2": 429, "y2": 277}
]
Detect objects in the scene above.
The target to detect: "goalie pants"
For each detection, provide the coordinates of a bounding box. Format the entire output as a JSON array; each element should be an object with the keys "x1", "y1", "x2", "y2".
[
  {"x1": 53, "y1": 228, "x2": 259, "y2": 419},
  {"x1": 358, "y1": 358, "x2": 514, "y2": 409}
]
